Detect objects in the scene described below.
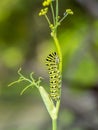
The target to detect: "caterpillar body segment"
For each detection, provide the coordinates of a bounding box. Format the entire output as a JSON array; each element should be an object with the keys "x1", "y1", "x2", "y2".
[{"x1": 46, "y1": 52, "x2": 61, "y2": 101}]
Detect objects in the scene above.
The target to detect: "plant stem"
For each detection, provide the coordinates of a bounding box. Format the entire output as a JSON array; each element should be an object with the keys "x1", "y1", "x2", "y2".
[
  {"x1": 56, "y1": 100, "x2": 60, "y2": 116},
  {"x1": 51, "y1": 34, "x2": 62, "y2": 130},
  {"x1": 55, "y1": 0, "x2": 59, "y2": 33},
  {"x1": 56, "y1": 0, "x2": 58, "y2": 22},
  {"x1": 45, "y1": 14, "x2": 51, "y2": 26},
  {"x1": 52, "y1": 33, "x2": 62, "y2": 73},
  {"x1": 50, "y1": 3, "x2": 55, "y2": 25},
  {"x1": 52, "y1": 118, "x2": 57, "y2": 130},
  {"x1": 51, "y1": 2, "x2": 62, "y2": 130},
  {"x1": 59, "y1": 13, "x2": 68, "y2": 23}
]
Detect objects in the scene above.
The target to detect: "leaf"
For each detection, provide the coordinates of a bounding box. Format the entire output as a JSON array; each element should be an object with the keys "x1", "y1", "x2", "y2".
[{"x1": 38, "y1": 86, "x2": 57, "y2": 119}]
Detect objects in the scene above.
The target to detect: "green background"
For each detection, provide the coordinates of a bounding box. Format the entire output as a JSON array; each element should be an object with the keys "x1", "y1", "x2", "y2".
[{"x1": 0, "y1": 0, "x2": 98, "y2": 130}]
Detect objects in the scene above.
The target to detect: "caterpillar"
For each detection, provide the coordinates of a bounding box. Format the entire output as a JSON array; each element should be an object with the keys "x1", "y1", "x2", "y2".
[{"x1": 46, "y1": 52, "x2": 61, "y2": 101}]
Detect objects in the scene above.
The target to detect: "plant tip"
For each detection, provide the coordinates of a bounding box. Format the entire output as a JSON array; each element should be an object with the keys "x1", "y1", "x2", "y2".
[{"x1": 66, "y1": 9, "x2": 74, "y2": 15}]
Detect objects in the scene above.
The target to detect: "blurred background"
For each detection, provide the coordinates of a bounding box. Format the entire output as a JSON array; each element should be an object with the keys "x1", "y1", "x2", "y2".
[{"x1": 0, "y1": 0, "x2": 98, "y2": 130}]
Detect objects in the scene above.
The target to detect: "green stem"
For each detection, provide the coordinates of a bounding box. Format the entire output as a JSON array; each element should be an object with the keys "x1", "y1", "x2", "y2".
[
  {"x1": 52, "y1": 118, "x2": 57, "y2": 130},
  {"x1": 52, "y1": 33, "x2": 62, "y2": 73},
  {"x1": 45, "y1": 14, "x2": 51, "y2": 26},
  {"x1": 56, "y1": 100, "x2": 60, "y2": 116},
  {"x1": 50, "y1": 3, "x2": 55, "y2": 25},
  {"x1": 56, "y1": 0, "x2": 58, "y2": 21},
  {"x1": 59, "y1": 13, "x2": 68, "y2": 23},
  {"x1": 55, "y1": 0, "x2": 59, "y2": 33}
]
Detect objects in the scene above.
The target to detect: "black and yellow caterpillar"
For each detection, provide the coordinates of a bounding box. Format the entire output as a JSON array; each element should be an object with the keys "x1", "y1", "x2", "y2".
[{"x1": 46, "y1": 52, "x2": 61, "y2": 101}]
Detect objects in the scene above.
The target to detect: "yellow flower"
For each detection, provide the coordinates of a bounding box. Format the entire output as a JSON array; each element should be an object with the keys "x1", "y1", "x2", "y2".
[
  {"x1": 66, "y1": 9, "x2": 73, "y2": 15},
  {"x1": 49, "y1": 24, "x2": 54, "y2": 29},
  {"x1": 42, "y1": 0, "x2": 51, "y2": 6},
  {"x1": 39, "y1": 8, "x2": 48, "y2": 16}
]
